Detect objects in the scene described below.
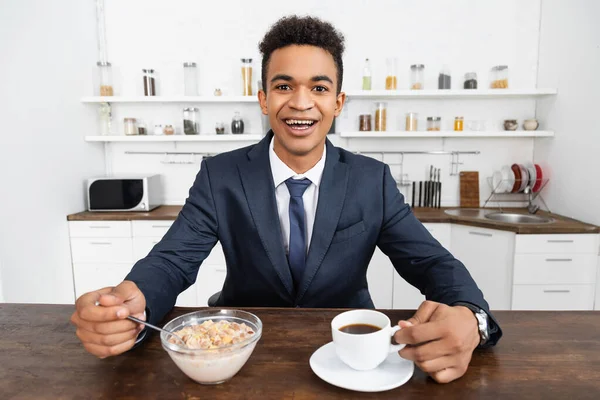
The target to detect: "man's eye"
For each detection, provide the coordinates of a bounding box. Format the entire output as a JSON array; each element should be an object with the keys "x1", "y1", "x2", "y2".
[
  {"x1": 276, "y1": 84, "x2": 291, "y2": 91},
  {"x1": 313, "y1": 86, "x2": 328, "y2": 92}
]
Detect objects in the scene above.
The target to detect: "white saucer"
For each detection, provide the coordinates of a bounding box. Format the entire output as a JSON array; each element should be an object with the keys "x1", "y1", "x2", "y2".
[{"x1": 309, "y1": 342, "x2": 414, "y2": 393}]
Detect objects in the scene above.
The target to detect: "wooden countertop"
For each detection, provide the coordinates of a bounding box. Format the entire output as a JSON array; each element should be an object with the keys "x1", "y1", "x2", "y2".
[
  {"x1": 2, "y1": 304, "x2": 600, "y2": 399},
  {"x1": 67, "y1": 205, "x2": 599, "y2": 234}
]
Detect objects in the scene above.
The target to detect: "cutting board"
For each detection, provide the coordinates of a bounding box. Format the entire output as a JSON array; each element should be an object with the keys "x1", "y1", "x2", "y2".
[{"x1": 459, "y1": 171, "x2": 480, "y2": 207}]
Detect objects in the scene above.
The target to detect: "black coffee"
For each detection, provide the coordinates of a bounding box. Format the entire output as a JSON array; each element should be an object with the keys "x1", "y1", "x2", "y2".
[{"x1": 339, "y1": 323, "x2": 381, "y2": 334}]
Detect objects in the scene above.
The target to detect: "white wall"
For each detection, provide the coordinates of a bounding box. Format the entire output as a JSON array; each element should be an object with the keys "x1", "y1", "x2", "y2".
[
  {"x1": 0, "y1": 0, "x2": 105, "y2": 303},
  {"x1": 535, "y1": 0, "x2": 600, "y2": 227},
  {"x1": 101, "y1": 0, "x2": 543, "y2": 206}
]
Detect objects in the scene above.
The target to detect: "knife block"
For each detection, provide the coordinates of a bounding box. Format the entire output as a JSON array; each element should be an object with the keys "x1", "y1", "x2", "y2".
[{"x1": 459, "y1": 171, "x2": 480, "y2": 208}]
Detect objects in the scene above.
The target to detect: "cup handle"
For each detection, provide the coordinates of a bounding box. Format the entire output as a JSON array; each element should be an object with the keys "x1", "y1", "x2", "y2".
[{"x1": 389, "y1": 325, "x2": 405, "y2": 353}]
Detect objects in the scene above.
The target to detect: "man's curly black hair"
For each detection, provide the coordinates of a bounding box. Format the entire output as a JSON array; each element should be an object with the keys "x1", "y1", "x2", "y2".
[{"x1": 259, "y1": 15, "x2": 345, "y2": 94}]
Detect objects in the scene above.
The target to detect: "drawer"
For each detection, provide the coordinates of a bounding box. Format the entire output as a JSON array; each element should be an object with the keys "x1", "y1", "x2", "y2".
[
  {"x1": 69, "y1": 221, "x2": 131, "y2": 238},
  {"x1": 133, "y1": 237, "x2": 161, "y2": 261},
  {"x1": 512, "y1": 284, "x2": 595, "y2": 310},
  {"x1": 73, "y1": 263, "x2": 132, "y2": 298},
  {"x1": 71, "y1": 238, "x2": 133, "y2": 263},
  {"x1": 422, "y1": 223, "x2": 451, "y2": 250},
  {"x1": 132, "y1": 220, "x2": 174, "y2": 238},
  {"x1": 515, "y1": 234, "x2": 599, "y2": 254},
  {"x1": 196, "y1": 265, "x2": 227, "y2": 306},
  {"x1": 513, "y1": 254, "x2": 598, "y2": 285}
]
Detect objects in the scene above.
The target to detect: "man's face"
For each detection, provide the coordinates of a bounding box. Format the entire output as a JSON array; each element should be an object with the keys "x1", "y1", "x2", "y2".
[{"x1": 259, "y1": 45, "x2": 345, "y2": 161}]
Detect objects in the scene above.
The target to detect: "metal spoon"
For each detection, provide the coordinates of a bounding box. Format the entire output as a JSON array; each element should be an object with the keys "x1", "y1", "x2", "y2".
[{"x1": 127, "y1": 315, "x2": 187, "y2": 348}]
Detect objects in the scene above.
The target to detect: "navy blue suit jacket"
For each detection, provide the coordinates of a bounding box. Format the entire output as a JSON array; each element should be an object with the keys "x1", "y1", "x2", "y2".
[{"x1": 127, "y1": 132, "x2": 501, "y2": 346}]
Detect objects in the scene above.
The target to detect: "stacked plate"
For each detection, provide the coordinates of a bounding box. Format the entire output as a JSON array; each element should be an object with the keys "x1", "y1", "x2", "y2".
[{"x1": 491, "y1": 163, "x2": 543, "y2": 193}]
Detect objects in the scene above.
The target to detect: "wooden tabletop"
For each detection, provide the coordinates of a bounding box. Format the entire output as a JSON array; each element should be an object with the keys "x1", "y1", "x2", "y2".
[
  {"x1": 2, "y1": 304, "x2": 600, "y2": 399},
  {"x1": 67, "y1": 205, "x2": 599, "y2": 234}
]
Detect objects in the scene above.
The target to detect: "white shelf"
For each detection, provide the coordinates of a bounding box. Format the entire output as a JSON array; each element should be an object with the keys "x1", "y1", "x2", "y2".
[
  {"x1": 344, "y1": 88, "x2": 557, "y2": 99},
  {"x1": 340, "y1": 131, "x2": 555, "y2": 138},
  {"x1": 81, "y1": 96, "x2": 259, "y2": 103},
  {"x1": 85, "y1": 134, "x2": 265, "y2": 142}
]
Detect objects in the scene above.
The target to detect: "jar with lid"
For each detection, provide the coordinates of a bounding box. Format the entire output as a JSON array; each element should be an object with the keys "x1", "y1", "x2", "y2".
[
  {"x1": 137, "y1": 121, "x2": 147, "y2": 135},
  {"x1": 438, "y1": 66, "x2": 451, "y2": 90},
  {"x1": 454, "y1": 116, "x2": 464, "y2": 131},
  {"x1": 406, "y1": 112, "x2": 418, "y2": 131},
  {"x1": 359, "y1": 114, "x2": 372, "y2": 131},
  {"x1": 96, "y1": 61, "x2": 114, "y2": 96},
  {"x1": 124, "y1": 118, "x2": 137, "y2": 135},
  {"x1": 464, "y1": 72, "x2": 478, "y2": 89},
  {"x1": 374, "y1": 102, "x2": 387, "y2": 131},
  {"x1": 385, "y1": 58, "x2": 398, "y2": 90},
  {"x1": 241, "y1": 59, "x2": 253, "y2": 96},
  {"x1": 490, "y1": 65, "x2": 509, "y2": 88},
  {"x1": 231, "y1": 112, "x2": 245, "y2": 134},
  {"x1": 143, "y1": 69, "x2": 156, "y2": 96},
  {"x1": 410, "y1": 64, "x2": 425, "y2": 90},
  {"x1": 215, "y1": 122, "x2": 225, "y2": 135},
  {"x1": 427, "y1": 117, "x2": 441, "y2": 131},
  {"x1": 98, "y1": 102, "x2": 112, "y2": 135},
  {"x1": 183, "y1": 62, "x2": 198, "y2": 96},
  {"x1": 153, "y1": 124, "x2": 163, "y2": 135},
  {"x1": 183, "y1": 107, "x2": 200, "y2": 135},
  {"x1": 163, "y1": 125, "x2": 175, "y2": 135},
  {"x1": 362, "y1": 58, "x2": 372, "y2": 90}
]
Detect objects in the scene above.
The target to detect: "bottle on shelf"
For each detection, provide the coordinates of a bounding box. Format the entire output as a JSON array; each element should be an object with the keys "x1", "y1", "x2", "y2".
[{"x1": 362, "y1": 58, "x2": 372, "y2": 90}]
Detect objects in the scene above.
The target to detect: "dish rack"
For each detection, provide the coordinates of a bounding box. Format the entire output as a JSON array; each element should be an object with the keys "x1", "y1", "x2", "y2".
[{"x1": 483, "y1": 177, "x2": 550, "y2": 213}]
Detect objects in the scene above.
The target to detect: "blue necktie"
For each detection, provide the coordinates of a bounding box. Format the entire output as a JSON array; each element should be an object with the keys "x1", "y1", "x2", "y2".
[{"x1": 285, "y1": 178, "x2": 312, "y2": 289}]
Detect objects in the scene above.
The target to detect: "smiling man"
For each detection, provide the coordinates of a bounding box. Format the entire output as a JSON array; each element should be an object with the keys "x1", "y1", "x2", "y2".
[{"x1": 71, "y1": 15, "x2": 502, "y2": 383}]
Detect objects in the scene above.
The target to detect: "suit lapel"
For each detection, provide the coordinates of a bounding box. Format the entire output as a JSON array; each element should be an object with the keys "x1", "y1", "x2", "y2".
[
  {"x1": 237, "y1": 132, "x2": 295, "y2": 297},
  {"x1": 296, "y1": 140, "x2": 349, "y2": 303}
]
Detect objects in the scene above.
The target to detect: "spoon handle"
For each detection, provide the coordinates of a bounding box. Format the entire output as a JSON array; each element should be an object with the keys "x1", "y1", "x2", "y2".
[{"x1": 127, "y1": 315, "x2": 186, "y2": 347}]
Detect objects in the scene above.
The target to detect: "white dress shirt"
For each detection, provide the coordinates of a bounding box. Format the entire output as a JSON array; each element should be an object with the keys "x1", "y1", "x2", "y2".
[{"x1": 269, "y1": 137, "x2": 326, "y2": 254}]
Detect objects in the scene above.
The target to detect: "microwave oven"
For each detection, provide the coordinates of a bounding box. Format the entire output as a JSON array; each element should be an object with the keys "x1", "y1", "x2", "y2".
[{"x1": 87, "y1": 175, "x2": 161, "y2": 212}]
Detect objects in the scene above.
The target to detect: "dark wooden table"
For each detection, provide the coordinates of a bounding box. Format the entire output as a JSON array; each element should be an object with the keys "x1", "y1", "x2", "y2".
[{"x1": 2, "y1": 304, "x2": 600, "y2": 399}]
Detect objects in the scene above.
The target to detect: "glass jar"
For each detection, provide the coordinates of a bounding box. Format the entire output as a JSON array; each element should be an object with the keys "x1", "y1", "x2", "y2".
[
  {"x1": 98, "y1": 102, "x2": 112, "y2": 136},
  {"x1": 410, "y1": 64, "x2": 425, "y2": 90},
  {"x1": 405, "y1": 112, "x2": 418, "y2": 131},
  {"x1": 183, "y1": 62, "x2": 198, "y2": 96},
  {"x1": 231, "y1": 112, "x2": 245, "y2": 134},
  {"x1": 374, "y1": 102, "x2": 387, "y2": 131},
  {"x1": 464, "y1": 72, "x2": 478, "y2": 89},
  {"x1": 215, "y1": 122, "x2": 225, "y2": 135},
  {"x1": 153, "y1": 124, "x2": 163, "y2": 135},
  {"x1": 427, "y1": 117, "x2": 441, "y2": 131},
  {"x1": 124, "y1": 118, "x2": 137, "y2": 136},
  {"x1": 362, "y1": 58, "x2": 372, "y2": 90},
  {"x1": 438, "y1": 66, "x2": 451, "y2": 90},
  {"x1": 143, "y1": 69, "x2": 156, "y2": 96},
  {"x1": 183, "y1": 107, "x2": 200, "y2": 135},
  {"x1": 454, "y1": 116, "x2": 464, "y2": 131},
  {"x1": 163, "y1": 124, "x2": 175, "y2": 135},
  {"x1": 241, "y1": 58, "x2": 253, "y2": 96},
  {"x1": 137, "y1": 121, "x2": 147, "y2": 135},
  {"x1": 96, "y1": 61, "x2": 114, "y2": 96},
  {"x1": 385, "y1": 58, "x2": 398, "y2": 90},
  {"x1": 490, "y1": 65, "x2": 509, "y2": 88},
  {"x1": 359, "y1": 114, "x2": 372, "y2": 131}
]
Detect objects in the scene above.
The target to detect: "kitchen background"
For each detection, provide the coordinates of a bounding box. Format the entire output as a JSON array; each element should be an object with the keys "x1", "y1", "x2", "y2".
[{"x1": 0, "y1": 0, "x2": 598, "y2": 305}]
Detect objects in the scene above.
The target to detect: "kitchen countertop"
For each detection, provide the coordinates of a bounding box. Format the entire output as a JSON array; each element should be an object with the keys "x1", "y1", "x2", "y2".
[
  {"x1": 67, "y1": 206, "x2": 599, "y2": 234},
  {"x1": 2, "y1": 304, "x2": 600, "y2": 399}
]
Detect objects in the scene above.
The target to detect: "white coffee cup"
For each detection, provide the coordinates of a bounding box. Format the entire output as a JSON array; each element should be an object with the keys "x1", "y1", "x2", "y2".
[{"x1": 331, "y1": 309, "x2": 405, "y2": 371}]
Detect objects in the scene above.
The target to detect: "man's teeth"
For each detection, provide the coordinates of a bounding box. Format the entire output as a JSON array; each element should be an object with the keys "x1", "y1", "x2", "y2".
[{"x1": 285, "y1": 119, "x2": 315, "y2": 126}]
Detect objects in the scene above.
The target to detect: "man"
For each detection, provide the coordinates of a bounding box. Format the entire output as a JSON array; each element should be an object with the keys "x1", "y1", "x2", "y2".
[{"x1": 71, "y1": 15, "x2": 502, "y2": 383}]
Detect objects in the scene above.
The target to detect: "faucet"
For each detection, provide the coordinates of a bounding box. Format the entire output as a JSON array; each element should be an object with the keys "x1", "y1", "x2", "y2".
[{"x1": 524, "y1": 186, "x2": 539, "y2": 214}]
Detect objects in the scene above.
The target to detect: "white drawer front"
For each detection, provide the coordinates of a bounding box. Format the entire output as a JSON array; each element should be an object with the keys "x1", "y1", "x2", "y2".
[
  {"x1": 73, "y1": 263, "x2": 132, "y2": 298},
  {"x1": 71, "y1": 238, "x2": 133, "y2": 263},
  {"x1": 515, "y1": 234, "x2": 599, "y2": 254},
  {"x1": 422, "y1": 223, "x2": 452, "y2": 250},
  {"x1": 196, "y1": 265, "x2": 227, "y2": 306},
  {"x1": 133, "y1": 237, "x2": 161, "y2": 261},
  {"x1": 513, "y1": 254, "x2": 598, "y2": 285},
  {"x1": 69, "y1": 221, "x2": 131, "y2": 238},
  {"x1": 204, "y1": 243, "x2": 226, "y2": 265},
  {"x1": 132, "y1": 220, "x2": 174, "y2": 238},
  {"x1": 176, "y1": 284, "x2": 198, "y2": 307},
  {"x1": 512, "y1": 284, "x2": 595, "y2": 310}
]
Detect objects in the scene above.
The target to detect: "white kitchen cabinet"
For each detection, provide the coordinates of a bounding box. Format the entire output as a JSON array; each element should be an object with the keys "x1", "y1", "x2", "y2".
[
  {"x1": 73, "y1": 263, "x2": 132, "y2": 299},
  {"x1": 367, "y1": 249, "x2": 395, "y2": 309},
  {"x1": 391, "y1": 223, "x2": 452, "y2": 310},
  {"x1": 596, "y1": 256, "x2": 600, "y2": 311},
  {"x1": 450, "y1": 225, "x2": 515, "y2": 310},
  {"x1": 512, "y1": 284, "x2": 596, "y2": 311}
]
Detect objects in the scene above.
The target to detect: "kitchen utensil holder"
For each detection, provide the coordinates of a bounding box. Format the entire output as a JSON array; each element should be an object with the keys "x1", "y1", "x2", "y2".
[{"x1": 483, "y1": 177, "x2": 550, "y2": 213}]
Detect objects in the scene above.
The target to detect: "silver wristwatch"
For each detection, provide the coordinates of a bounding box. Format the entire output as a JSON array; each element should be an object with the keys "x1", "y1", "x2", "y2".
[{"x1": 473, "y1": 308, "x2": 490, "y2": 346}]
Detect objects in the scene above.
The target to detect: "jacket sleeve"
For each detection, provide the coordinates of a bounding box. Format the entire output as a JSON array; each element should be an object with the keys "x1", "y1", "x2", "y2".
[
  {"x1": 376, "y1": 165, "x2": 502, "y2": 346},
  {"x1": 125, "y1": 159, "x2": 219, "y2": 325}
]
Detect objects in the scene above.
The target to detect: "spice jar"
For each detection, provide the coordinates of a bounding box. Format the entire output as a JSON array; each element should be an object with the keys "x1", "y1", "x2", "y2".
[
  {"x1": 362, "y1": 58, "x2": 372, "y2": 90},
  {"x1": 183, "y1": 62, "x2": 198, "y2": 96},
  {"x1": 241, "y1": 59, "x2": 253, "y2": 96},
  {"x1": 385, "y1": 58, "x2": 398, "y2": 90},
  {"x1": 427, "y1": 117, "x2": 441, "y2": 131},
  {"x1": 454, "y1": 116, "x2": 464, "y2": 131},
  {"x1": 124, "y1": 118, "x2": 137, "y2": 136},
  {"x1": 183, "y1": 107, "x2": 200, "y2": 135},
  {"x1": 410, "y1": 64, "x2": 425, "y2": 90},
  {"x1": 359, "y1": 114, "x2": 372, "y2": 131},
  {"x1": 438, "y1": 66, "x2": 451, "y2": 90},
  {"x1": 153, "y1": 124, "x2": 163, "y2": 135},
  {"x1": 464, "y1": 72, "x2": 478, "y2": 89},
  {"x1": 96, "y1": 61, "x2": 114, "y2": 96},
  {"x1": 216, "y1": 122, "x2": 225, "y2": 135},
  {"x1": 137, "y1": 121, "x2": 147, "y2": 135},
  {"x1": 231, "y1": 112, "x2": 245, "y2": 134},
  {"x1": 374, "y1": 102, "x2": 387, "y2": 131},
  {"x1": 163, "y1": 124, "x2": 175, "y2": 135},
  {"x1": 214, "y1": 88, "x2": 222, "y2": 96},
  {"x1": 490, "y1": 65, "x2": 509, "y2": 88},
  {"x1": 143, "y1": 69, "x2": 156, "y2": 96},
  {"x1": 405, "y1": 112, "x2": 418, "y2": 131}
]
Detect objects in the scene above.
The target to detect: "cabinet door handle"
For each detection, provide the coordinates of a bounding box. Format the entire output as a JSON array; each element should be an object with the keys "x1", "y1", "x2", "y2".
[
  {"x1": 215, "y1": 267, "x2": 227, "y2": 272},
  {"x1": 90, "y1": 242, "x2": 112, "y2": 245},
  {"x1": 547, "y1": 239, "x2": 574, "y2": 243},
  {"x1": 152, "y1": 225, "x2": 171, "y2": 228},
  {"x1": 543, "y1": 289, "x2": 571, "y2": 293},
  {"x1": 469, "y1": 231, "x2": 492, "y2": 237},
  {"x1": 545, "y1": 258, "x2": 573, "y2": 262},
  {"x1": 89, "y1": 226, "x2": 111, "y2": 229}
]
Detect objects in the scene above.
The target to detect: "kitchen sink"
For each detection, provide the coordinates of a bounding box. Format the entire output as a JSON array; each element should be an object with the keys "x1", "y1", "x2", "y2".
[
  {"x1": 443, "y1": 208, "x2": 487, "y2": 218},
  {"x1": 484, "y1": 212, "x2": 554, "y2": 224}
]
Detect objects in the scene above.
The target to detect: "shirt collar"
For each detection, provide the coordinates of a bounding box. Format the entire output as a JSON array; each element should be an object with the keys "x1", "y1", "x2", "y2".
[{"x1": 269, "y1": 136, "x2": 327, "y2": 188}]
